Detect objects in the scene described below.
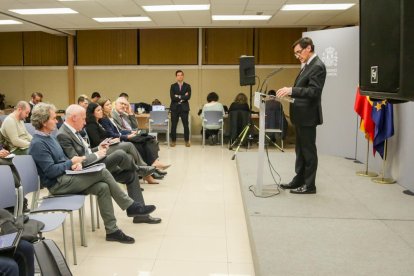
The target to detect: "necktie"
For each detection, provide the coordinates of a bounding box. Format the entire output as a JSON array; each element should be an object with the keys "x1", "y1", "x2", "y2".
[
  {"x1": 76, "y1": 131, "x2": 91, "y2": 154},
  {"x1": 119, "y1": 114, "x2": 126, "y2": 128},
  {"x1": 299, "y1": 64, "x2": 307, "y2": 75}
]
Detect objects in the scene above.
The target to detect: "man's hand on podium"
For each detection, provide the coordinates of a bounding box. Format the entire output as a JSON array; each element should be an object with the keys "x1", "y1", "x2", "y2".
[{"x1": 276, "y1": 87, "x2": 292, "y2": 98}]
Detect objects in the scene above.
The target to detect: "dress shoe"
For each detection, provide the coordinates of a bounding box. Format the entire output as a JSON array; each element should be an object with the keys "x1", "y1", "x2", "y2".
[
  {"x1": 155, "y1": 169, "x2": 167, "y2": 176},
  {"x1": 126, "y1": 202, "x2": 156, "y2": 217},
  {"x1": 280, "y1": 182, "x2": 302, "y2": 190},
  {"x1": 137, "y1": 166, "x2": 156, "y2": 177},
  {"x1": 133, "y1": 215, "x2": 162, "y2": 224},
  {"x1": 144, "y1": 175, "x2": 159, "y2": 184},
  {"x1": 170, "y1": 142, "x2": 176, "y2": 147},
  {"x1": 185, "y1": 141, "x2": 191, "y2": 147},
  {"x1": 152, "y1": 171, "x2": 164, "y2": 180},
  {"x1": 106, "y1": 230, "x2": 135, "y2": 244},
  {"x1": 158, "y1": 164, "x2": 171, "y2": 170},
  {"x1": 290, "y1": 186, "x2": 317, "y2": 194}
]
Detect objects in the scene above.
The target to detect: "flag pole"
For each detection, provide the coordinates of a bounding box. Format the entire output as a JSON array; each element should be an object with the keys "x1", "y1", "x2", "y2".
[
  {"x1": 356, "y1": 138, "x2": 378, "y2": 177},
  {"x1": 372, "y1": 139, "x2": 396, "y2": 184}
]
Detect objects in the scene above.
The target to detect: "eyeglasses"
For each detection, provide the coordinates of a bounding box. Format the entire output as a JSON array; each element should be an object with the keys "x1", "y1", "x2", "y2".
[{"x1": 294, "y1": 48, "x2": 305, "y2": 58}]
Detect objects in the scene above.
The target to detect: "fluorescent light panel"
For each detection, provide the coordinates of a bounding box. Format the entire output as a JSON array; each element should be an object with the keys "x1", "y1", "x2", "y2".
[
  {"x1": 93, "y1": 17, "x2": 151, "y2": 22},
  {"x1": 143, "y1": 5, "x2": 210, "y2": 12},
  {"x1": 9, "y1": 8, "x2": 78, "y2": 15},
  {"x1": 0, "y1": 20, "x2": 22, "y2": 25},
  {"x1": 281, "y1": 4, "x2": 355, "y2": 11},
  {"x1": 212, "y1": 15, "x2": 271, "y2": 21}
]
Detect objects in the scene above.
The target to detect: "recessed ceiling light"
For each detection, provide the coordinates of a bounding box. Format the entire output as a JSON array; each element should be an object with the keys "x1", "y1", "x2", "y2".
[
  {"x1": 143, "y1": 5, "x2": 210, "y2": 12},
  {"x1": 212, "y1": 15, "x2": 271, "y2": 21},
  {"x1": 9, "y1": 8, "x2": 78, "y2": 15},
  {"x1": 93, "y1": 17, "x2": 151, "y2": 22},
  {"x1": 281, "y1": 4, "x2": 355, "y2": 11},
  {"x1": 0, "y1": 20, "x2": 22, "y2": 25}
]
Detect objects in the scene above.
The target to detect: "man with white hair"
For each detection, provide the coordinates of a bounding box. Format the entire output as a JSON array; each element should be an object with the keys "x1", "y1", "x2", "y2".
[
  {"x1": 0, "y1": 101, "x2": 32, "y2": 154},
  {"x1": 29, "y1": 103, "x2": 156, "y2": 243}
]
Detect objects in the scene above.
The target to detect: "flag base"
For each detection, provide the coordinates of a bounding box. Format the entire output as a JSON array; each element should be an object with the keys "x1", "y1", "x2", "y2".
[
  {"x1": 356, "y1": 171, "x2": 378, "y2": 177},
  {"x1": 371, "y1": 177, "x2": 396, "y2": 184}
]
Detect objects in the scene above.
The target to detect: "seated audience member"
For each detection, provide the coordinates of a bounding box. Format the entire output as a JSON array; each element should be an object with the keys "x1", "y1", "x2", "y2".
[
  {"x1": 77, "y1": 96, "x2": 89, "y2": 109},
  {"x1": 228, "y1": 93, "x2": 250, "y2": 144},
  {"x1": 265, "y1": 90, "x2": 288, "y2": 142},
  {"x1": 57, "y1": 104, "x2": 160, "y2": 224},
  {"x1": 29, "y1": 103, "x2": 156, "y2": 243},
  {"x1": 229, "y1": 93, "x2": 249, "y2": 112},
  {"x1": 90, "y1": 92, "x2": 101, "y2": 103},
  {"x1": 0, "y1": 101, "x2": 32, "y2": 155},
  {"x1": 119, "y1": 92, "x2": 129, "y2": 100},
  {"x1": 0, "y1": 231, "x2": 35, "y2": 276},
  {"x1": 25, "y1": 92, "x2": 43, "y2": 123},
  {"x1": 109, "y1": 98, "x2": 170, "y2": 172},
  {"x1": 201, "y1": 92, "x2": 225, "y2": 145},
  {"x1": 85, "y1": 102, "x2": 161, "y2": 183},
  {"x1": 152, "y1": 99, "x2": 162, "y2": 106}
]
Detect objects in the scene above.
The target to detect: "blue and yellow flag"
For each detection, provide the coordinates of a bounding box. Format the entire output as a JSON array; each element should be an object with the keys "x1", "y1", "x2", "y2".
[{"x1": 371, "y1": 100, "x2": 394, "y2": 159}]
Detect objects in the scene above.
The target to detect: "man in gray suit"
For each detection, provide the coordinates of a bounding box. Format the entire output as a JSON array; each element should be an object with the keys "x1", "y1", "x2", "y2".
[
  {"x1": 277, "y1": 37, "x2": 327, "y2": 194},
  {"x1": 57, "y1": 104, "x2": 161, "y2": 224},
  {"x1": 29, "y1": 103, "x2": 156, "y2": 243},
  {"x1": 112, "y1": 97, "x2": 138, "y2": 131}
]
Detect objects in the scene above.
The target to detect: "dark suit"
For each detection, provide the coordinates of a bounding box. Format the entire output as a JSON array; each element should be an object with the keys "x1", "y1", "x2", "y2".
[
  {"x1": 290, "y1": 55, "x2": 326, "y2": 189},
  {"x1": 56, "y1": 124, "x2": 145, "y2": 205},
  {"x1": 170, "y1": 82, "x2": 191, "y2": 141}
]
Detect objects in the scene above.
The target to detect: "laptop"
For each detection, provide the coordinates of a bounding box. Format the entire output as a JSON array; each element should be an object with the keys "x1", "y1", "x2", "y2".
[
  {"x1": 0, "y1": 229, "x2": 23, "y2": 256},
  {"x1": 152, "y1": 105, "x2": 165, "y2": 111}
]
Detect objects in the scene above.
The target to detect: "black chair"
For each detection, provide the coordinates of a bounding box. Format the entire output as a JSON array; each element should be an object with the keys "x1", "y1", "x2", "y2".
[{"x1": 228, "y1": 110, "x2": 250, "y2": 145}]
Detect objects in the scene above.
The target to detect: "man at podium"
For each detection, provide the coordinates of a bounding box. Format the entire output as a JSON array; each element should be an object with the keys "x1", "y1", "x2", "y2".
[{"x1": 276, "y1": 37, "x2": 327, "y2": 194}]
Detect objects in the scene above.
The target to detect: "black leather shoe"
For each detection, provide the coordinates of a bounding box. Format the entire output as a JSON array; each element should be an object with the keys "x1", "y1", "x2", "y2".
[
  {"x1": 155, "y1": 169, "x2": 167, "y2": 176},
  {"x1": 280, "y1": 182, "x2": 302, "y2": 190},
  {"x1": 290, "y1": 186, "x2": 317, "y2": 194},
  {"x1": 106, "y1": 230, "x2": 135, "y2": 244},
  {"x1": 133, "y1": 215, "x2": 162, "y2": 224},
  {"x1": 126, "y1": 203, "x2": 156, "y2": 217},
  {"x1": 152, "y1": 172, "x2": 164, "y2": 180},
  {"x1": 137, "y1": 166, "x2": 156, "y2": 177}
]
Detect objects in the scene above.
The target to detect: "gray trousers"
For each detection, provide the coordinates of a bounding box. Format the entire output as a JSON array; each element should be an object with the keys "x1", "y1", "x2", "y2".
[
  {"x1": 108, "y1": 142, "x2": 147, "y2": 166},
  {"x1": 49, "y1": 169, "x2": 133, "y2": 234}
]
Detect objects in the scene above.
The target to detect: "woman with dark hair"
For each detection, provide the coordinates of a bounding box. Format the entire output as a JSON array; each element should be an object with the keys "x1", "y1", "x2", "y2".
[
  {"x1": 85, "y1": 102, "x2": 160, "y2": 183},
  {"x1": 201, "y1": 92, "x2": 225, "y2": 144}
]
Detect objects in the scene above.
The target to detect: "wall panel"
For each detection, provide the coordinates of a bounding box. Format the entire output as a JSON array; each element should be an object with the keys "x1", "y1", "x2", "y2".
[
  {"x1": 77, "y1": 30, "x2": 137, "y2": 65},
  {"x1": 140, "y1": 29, "x2": 198, "y2": 65},
  {"x1": 23, "y1": 32, "x2": 67, "y2": 66},
  {"x1": 0, "y1": 32, "x2": 23, "y2": 66}
]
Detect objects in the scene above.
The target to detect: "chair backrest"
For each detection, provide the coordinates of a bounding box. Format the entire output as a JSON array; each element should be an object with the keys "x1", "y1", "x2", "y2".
[
  {"x1": 0, "y1": 165, "x2": 17, "y2": 209},
  {"x1": 229, "y1": 110, "x2": 250, "y2": 139},
  {"x1": 149, "y1": 111, "x2": 168, "y2": 125},
  {"x1": 12, "y1": 155, "x2": 40, "y2": 196},
  {"x1": 25, "y1": 122, "x2": 36, "y2": 136},
  {"x1": 203, "y1": 111, "x2": 223, "y2": 128}
]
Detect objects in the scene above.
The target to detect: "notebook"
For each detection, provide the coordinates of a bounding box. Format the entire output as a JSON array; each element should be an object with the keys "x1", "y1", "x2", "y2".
[{"x1": 0, "y1": 230, "x2": 23, "y2": 255}]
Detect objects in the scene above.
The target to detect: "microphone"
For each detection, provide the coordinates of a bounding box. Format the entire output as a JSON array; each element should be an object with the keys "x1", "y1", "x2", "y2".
[{"x1": 259, "y1": 67, "x2": 284, "y2": 93}]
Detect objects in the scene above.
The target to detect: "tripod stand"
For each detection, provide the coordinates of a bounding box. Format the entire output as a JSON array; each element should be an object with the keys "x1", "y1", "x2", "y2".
[{"x1": 229, "y1": 85, "x2": 284, "y2": 160}]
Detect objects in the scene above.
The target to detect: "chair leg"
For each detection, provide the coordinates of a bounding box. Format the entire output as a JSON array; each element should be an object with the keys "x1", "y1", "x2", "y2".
[
  {"x1": 69, "y1": 212, "x2": 77, "y2": 265},
  {"x1": 202, "y1": 127, "x2": 205, "y2": 147},
  {"x1": 62, "y1": 221, "x2": 68, "y2": 260},
  {"x1": 90, "y1": 195, "x2": 95, "y2": 232},
  {"x1": 96, "y1": 196, "x2": 100, "y2": 229},
  {"x1": 80, "y1": 207, "x2": 87, "y2": 247}
]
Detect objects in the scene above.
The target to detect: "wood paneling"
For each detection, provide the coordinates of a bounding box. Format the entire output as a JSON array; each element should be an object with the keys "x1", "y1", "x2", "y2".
[
  {"x1": 23, "y1": 32, "x2": 67, "y2": 66},
  {"x1": 140, "y1": 29, "x2": 198, "y2": 65},
  {"x1": 255, "y1": 28, "x2": 306, "y2": 64},
  {"x1": 77, "y1": 30, "x2": 137, "y2": 65},
  {"x1": 203, "y1": 28, "x2": 253, "y2": 65},
  {"x1": 0, "y1": 32, "x2": 23, "y2": 66}
]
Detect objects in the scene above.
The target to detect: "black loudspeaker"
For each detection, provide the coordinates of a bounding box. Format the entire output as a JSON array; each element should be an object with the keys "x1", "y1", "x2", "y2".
[
  {"x1": 239, "y1": 56, "x2": 256, "y2": 86},
  {"x1": 360, "y1": 0, "x2": 414, "y2": 101}
]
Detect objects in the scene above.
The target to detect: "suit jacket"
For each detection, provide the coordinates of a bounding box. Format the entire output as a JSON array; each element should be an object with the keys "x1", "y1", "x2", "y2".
[
  {"x1": 111, "y1": 110, "x2": 138, "y2": 131},
  {"x1": 99, "y1": 117, "x2": 129, "y2": 142},
  {"x1": 57, "y1": 124, "x2": 100, "y2": 166},
  {"x1": 170, "y1": 82, "x2": 191, "y2": 112},
  {"x1": 290, "y1": 55, "x2": 326, "y2": 127}
]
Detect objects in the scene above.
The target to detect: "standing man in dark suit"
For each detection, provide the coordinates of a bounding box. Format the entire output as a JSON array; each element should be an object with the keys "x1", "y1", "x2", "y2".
[
  {"x1": 276, "y1": 37, "x2": 326, "y2": 194},
  {"x1": 169, "y1": 70, "x2": 191, "y2": 147}
]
